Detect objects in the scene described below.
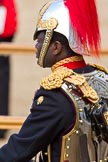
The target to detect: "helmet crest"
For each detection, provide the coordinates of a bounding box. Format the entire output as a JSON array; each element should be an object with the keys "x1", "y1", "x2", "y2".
[{"x1": 64, "y1": 0, "x2": 101, "y2": 56}]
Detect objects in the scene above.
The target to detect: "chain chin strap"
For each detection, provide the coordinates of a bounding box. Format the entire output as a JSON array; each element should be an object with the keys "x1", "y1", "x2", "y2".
[
  {"x1": 38, "y1": 17, "x2": 58, "y2": 67},
  {"x1": 38, "y1": 29, "x2": 53, "y2": 67}
]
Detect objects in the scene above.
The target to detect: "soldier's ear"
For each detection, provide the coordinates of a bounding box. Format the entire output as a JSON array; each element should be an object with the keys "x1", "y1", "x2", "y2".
[{"x1": 51, "y1": 41, "x2": 63, "y2": 55}]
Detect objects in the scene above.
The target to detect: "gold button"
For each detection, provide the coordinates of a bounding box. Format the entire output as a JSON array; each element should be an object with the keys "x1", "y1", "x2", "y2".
[
  {"x1": 67, "y1": 137, "x2": 70, "y2": 141},
  {"x1": 79, "y1": 120, "x2": 83, "y2": 124},
  {"x1": 79, "y1": 108, "x2": 83, "y2": 112},
  {"x1": 66, "y1": 154, "x2": 69, "y2": 157},
  {"x1": 67, "y1": 146, "x2": 70, "y2": 149},
  {"x1": 76, "y1": 130, "x2": 79, "y2": 134}
]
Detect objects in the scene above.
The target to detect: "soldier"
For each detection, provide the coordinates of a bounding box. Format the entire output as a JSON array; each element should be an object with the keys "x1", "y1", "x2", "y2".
[{"x1": 0, "y1": 0, "x2": 107, "y2": 162}]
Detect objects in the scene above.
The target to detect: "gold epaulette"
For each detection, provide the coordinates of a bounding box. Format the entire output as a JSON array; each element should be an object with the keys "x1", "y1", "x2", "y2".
[
  {"x1": 90, "y1": 63, "x2": 108, "y2": 74},
  {"x1": 64, "y1": 73, "x2": 99, "y2": 104},
  {"x1": 40, "y1": 67, "x2": 72, "y2": 90}
]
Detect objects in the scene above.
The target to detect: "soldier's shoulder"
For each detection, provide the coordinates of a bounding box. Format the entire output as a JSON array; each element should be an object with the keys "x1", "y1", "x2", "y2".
[{"x1": 40, "y1": 67, "x2": 72, "y2": 90}]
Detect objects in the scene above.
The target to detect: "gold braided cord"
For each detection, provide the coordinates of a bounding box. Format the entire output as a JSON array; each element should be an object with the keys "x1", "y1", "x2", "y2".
[
  {"x1": 40, "y1": 67, "x2": 72, "y2": 90},
  {"x1": 38, "y1": 30, "x2": 53, "y2": 67},
  {"x1": 51, "y1": 56, "x2": 84, "y2": 71}
]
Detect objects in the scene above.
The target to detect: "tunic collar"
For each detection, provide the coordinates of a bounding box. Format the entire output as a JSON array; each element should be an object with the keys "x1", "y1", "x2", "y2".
[{"x1": 51, "y1": 56, "x2": 86, "y2": 72}]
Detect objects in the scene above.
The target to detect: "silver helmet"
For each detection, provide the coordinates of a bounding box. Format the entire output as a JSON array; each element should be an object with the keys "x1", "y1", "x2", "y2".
[{"x1": 34, "y1": 0, "x2": 100, "y2": 67}]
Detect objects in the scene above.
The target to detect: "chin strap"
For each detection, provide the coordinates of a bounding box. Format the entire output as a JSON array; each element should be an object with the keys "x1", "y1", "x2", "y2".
[
  {"x1": 38, "y1": 29, "x2": 53, "y2": 67},
  {"x1": 38, "y1": 18, "x2": 58, "y2": 67}
]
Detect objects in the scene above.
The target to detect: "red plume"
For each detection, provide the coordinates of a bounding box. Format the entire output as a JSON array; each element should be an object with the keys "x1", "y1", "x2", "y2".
[{"x1": 64, "y1": 0, "x2": 101, "y2": 56}]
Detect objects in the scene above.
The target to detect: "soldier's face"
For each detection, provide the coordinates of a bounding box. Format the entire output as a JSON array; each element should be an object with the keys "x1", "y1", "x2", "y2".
[
  {"x1": 35, "y1": 32, "x2": 45, "y2": 65},
  {"x1": 35, "y1": 31, "x2": 56, "y2": 67}
]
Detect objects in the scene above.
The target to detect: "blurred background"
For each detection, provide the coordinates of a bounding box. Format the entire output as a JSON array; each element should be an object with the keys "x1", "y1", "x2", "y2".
[{"x1": 0, "y1": 0, "x2": 108, "y2": 145}]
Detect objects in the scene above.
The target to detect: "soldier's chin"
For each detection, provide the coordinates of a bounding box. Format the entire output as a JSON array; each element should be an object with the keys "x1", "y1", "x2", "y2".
[{"x1": 37, "y1": 60, "x2": 44, "y2": 67}]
